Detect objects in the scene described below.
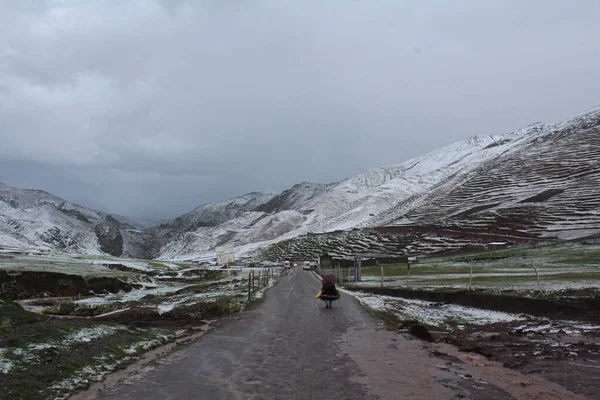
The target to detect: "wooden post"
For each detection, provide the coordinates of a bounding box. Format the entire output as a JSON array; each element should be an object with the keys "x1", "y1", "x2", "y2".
[
  {"x1": 227, "y1": 261, "x2": 234, "y2": 294},
  {"x1": 248, "y1": 274, "x2": 251, "y2": 301},
  {"x1": 380, "y1": 263, "x2": 384, "y2": 288},
  {"x1": 532, "y1": 261, "x2": 542, "y2": 292},
  {"x1": 251, "y1": 270, "x2": 255, "y2": 292}
]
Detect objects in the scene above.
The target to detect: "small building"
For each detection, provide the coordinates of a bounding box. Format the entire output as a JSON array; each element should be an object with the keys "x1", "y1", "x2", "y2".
[{"x1": 319, "y1": 253, "x2": 410, "y2": 269}]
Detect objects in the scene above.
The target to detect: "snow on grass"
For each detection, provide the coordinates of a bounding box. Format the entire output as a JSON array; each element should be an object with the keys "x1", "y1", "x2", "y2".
[
  {"x1": 40, "y1": 329, "x2": 177, "y2": 397},
  {"x1": 1, "y1": 326, "x2": 131, "y2": 375},
  {"x1": 0, "y1": 349, "x2": 14, "y2": 374},
  {"x1": 29, "y1": 325, "x2": 128, "y2": 351},
  {"x1": 160, "y1": 262, "x2": 182, "y2": 270},
  {"x1": 353, "y1": 292, "x2": 523, "y2": 329},
  {"x1": 50, "y1": 350, "x2": 135, "y2": 394},
  {"x1": 514, "y1": 322, "x2": 600, "y2": 335},
  {"x1": 74, "y1": 284, "x2": 190, "y2": 306},
  {"x1": 124, "y1": 339, "x2": 164, "y2": 354},
  {"x1": 156, "y1": 290, "x2": 231, "y2": 314},
  {"x1": 1, "y1": 347, "x2": 43, "y2": 374}
]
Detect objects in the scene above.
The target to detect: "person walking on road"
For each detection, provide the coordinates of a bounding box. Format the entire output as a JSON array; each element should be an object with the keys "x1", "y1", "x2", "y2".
[{"x1": 318, "y1": 273, "x2": 340, "y2": 308}]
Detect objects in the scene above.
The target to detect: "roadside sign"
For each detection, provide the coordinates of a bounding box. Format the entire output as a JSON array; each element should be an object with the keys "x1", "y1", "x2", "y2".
[{"x1": 216, "y1": 245, "x2": 236, "y2": 265}]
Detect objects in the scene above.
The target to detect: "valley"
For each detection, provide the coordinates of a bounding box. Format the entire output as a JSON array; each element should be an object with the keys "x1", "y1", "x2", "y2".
[{"x1": 1, "y1": 106, "x2": 600, "y2": 399}]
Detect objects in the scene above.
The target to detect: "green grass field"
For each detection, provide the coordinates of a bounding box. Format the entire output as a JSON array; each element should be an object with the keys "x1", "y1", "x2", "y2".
[{"x1": 338, "y1": 243, "x2": 600, "y2": 290}]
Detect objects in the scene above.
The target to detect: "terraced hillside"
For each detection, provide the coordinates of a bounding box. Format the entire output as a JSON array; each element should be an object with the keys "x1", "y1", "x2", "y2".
[
  {"x1": 258, "y1": 108, "x2": 600, "y2": 262},
  {"x1": 383, "y1": 108, "x2": 600, "y2": 240},
  {"x1": 258, "y1": 225, "x2": 539, "y2": 263}
]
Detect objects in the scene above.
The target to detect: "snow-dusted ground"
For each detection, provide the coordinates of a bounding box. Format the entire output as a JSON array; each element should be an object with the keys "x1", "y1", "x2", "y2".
[
  {"x1": 74, "y1": 284, "x2": 189, "y2": 307},
  {"x1": 1, "y1": 250, "x2": 285, "y2": 399},
  {"x1": 3, "y1": 249, "x2": 283, "y2": 322},
  {"x1": 351, "y1": 292, "x2": 524, "y2": 329},
  {"x1": 0, "y1": 325, "x2": 129, "y2": 375},
  {"x1": 514, "y1": 322, "x2": 600, "y2": 335}
]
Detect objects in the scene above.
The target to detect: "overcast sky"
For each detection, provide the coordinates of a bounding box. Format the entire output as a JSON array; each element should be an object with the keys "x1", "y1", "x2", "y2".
[{"x1": 1, "y1": 0, "x2": 599, "y2": 220}]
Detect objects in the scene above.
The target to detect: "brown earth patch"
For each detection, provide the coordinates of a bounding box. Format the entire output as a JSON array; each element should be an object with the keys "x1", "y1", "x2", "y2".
[
  {"x1": 440, "y1": 320, "x2": 600, "y2": 398},
  {"x1": 0, "y1": 270, "x2": 136, "y2": 300}
]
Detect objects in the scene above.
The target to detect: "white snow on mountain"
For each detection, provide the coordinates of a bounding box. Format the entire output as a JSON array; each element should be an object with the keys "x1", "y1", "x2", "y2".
[
  {"x1": 0, "y1": 184, "x2": 104, "y2": 253},
  {"x1": 153, "y1": 128, "x2": 535, "y2": 260},
  {"x1": 155, "y1": 106, "x2": 600, "y2": 261},
  {"x1": 2, "y1": 106, "x2": 599, "y2": 261},
  {"x1": 0, "y1": 183, "x2": 151, "y2": 256}
]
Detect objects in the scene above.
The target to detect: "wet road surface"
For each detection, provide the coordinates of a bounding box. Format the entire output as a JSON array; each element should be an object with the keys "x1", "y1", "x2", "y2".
[{"x1": 92, "y1": 268, "x2": 585, "y2": 400}]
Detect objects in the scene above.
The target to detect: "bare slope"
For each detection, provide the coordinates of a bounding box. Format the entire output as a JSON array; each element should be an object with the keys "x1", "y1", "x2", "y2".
[{"x1": 0, "y1": 183, "x2": 153, "y2": 257}]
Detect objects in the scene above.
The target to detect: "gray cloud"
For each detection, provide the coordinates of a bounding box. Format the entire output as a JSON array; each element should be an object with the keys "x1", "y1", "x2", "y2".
[{"x1": 1, "y1": 0, "x2": 600, "y2": 219}]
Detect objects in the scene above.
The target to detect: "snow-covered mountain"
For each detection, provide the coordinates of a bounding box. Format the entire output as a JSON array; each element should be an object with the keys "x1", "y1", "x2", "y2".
[
  {"x1": 149, "y1": 191, "x2": 277, "y2": 244},
  {"x1": 153, "y1": 134, "x2": 515, "y2": 260},
  {"x1": 2, "y1": 106, "x2": 599, "y2": 261},
  {"x1": 380, "y1": 107, "x2": 600, "y2": 239},
  {"x1": 0, "y1": 183, "x2": 154, "y2": 257},
  {"x1": 260, "y1": 107, "x2": 600, "y2": 262},
  {"x1": 155, "y1": 106, "x2": 600, "y2": 261},
  {"x1": 255, "y1": 182, "x2": 334, "y2": 214}
]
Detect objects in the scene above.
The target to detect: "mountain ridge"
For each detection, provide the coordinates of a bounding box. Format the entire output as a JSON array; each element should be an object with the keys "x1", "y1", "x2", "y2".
[{"x1": 1, "y1": 105, "x2": 599, "y2": 261}]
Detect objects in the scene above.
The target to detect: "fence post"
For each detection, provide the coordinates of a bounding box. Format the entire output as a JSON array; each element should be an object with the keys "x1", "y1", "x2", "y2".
[
  {"x1": 248, "y1": 275, "x2": 251, "y2": 301},
  {"x1": 532, "y1": 261, "x2": 543, "y2": 292},
  {"x1": 380, "y1": 263, "x2": 384, "y2": 288}
]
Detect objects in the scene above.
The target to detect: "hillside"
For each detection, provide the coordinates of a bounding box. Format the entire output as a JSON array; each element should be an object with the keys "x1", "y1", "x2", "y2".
[
  {"x1": 382, "y1": 108, "x2": 600, "y2": 239},
  {"x1": 154, "y1": 122, "x2": 554, "y2": 260},
  {"x1": 2, "y1": 106, "x2": 599, "y2": 262},
  {"x1": 259, "y1": 108, "x2": 600, "y2": 262},
  {"x1": 0, "y1": 183, "x2": 154, "y2": 258}
]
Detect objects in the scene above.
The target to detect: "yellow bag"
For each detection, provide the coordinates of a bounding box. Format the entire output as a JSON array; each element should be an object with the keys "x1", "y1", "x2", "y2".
[{"x1": 315, "y1": 290, "x2": 322, "y2": 298}]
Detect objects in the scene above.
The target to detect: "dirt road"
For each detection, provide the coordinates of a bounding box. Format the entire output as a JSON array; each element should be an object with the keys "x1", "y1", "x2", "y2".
[{"x1": 89, "y1": 268, "x2": 585, "y2": 400}]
